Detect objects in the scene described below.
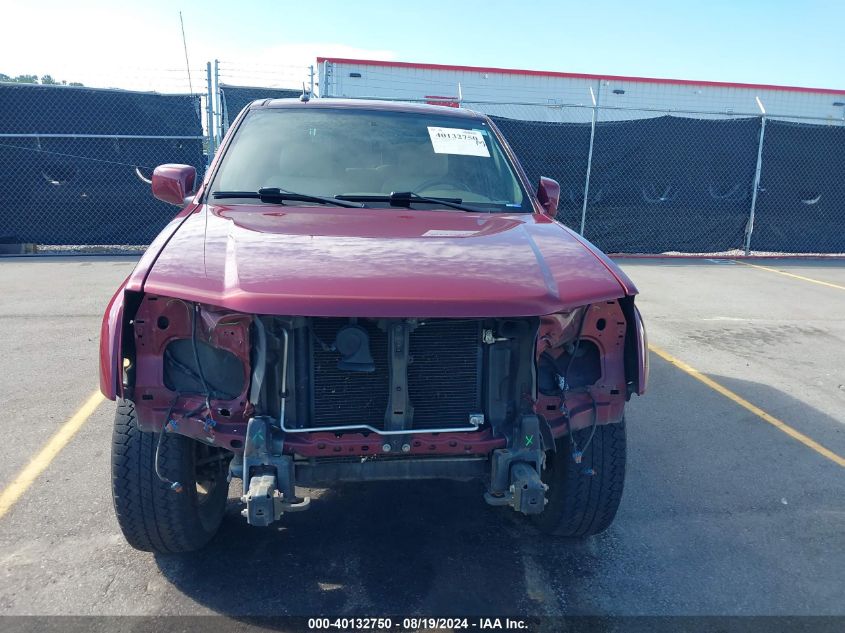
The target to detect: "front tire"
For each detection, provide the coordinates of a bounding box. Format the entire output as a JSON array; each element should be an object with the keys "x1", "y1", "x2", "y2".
[
  {"x1": 111, "y1": 399, "x2": 230, "y2": 553},
  {"x1": 533, "y1": 418, "x2": 627, "y2": 537}
]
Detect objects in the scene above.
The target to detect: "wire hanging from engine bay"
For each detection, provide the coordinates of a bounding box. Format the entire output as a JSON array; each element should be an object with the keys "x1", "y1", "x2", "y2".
[{"x1": 556, "y1": 304, "x2": 600, "y2": 473}]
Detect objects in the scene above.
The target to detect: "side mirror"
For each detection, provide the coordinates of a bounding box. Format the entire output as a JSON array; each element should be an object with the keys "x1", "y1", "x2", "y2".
[
  {"x1": 536, "y1": 177, "x2": 560, "y2": 217},
  {"x1": 152, "y1": 164, "x2": 197, "y2": 206}
]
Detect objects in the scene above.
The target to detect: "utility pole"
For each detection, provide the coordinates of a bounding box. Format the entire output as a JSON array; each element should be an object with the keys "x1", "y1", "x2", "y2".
[
  {"x1": 580, "y1": 83, "x2": 600, "y2": 236},
  {"x1": 205, "y1": 61, "x2": 215, "y2": 167},
  {"x1": 178, "y1": 11, "x2": 193, "y2": 95},
  {"x1": 213, "y1": 59, "x2": 221, "y2": 146}
]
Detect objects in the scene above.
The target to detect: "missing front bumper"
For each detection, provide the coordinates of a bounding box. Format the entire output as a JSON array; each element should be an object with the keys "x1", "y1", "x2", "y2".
[{"x1": 232, "y1": 415, "x2": 550, "y2": 527}]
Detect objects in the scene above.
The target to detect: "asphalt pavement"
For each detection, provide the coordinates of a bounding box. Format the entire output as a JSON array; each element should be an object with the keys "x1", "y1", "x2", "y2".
[{"x1": 0, "y1": 256, "x2": 842, "y2": 617}]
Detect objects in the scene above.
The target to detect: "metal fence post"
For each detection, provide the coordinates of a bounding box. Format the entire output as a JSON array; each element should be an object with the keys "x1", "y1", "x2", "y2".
[
  {"x1": 214, "y1": 59, "x2": 221, "y2": 147},
  {"x1": 580, "y1": 84, "x2": 599, "y2": 236},
  {"x1": 205, "y1": 61, "x2": 215, "y2": 168},
  {"x1": 744, "y1": 97, "x2": 767, "y2": 255}
]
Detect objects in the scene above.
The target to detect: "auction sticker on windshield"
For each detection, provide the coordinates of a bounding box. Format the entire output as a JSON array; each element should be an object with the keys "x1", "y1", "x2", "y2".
[{"x1": 427, "y1": 127, "x2": 490, "y2": 157}]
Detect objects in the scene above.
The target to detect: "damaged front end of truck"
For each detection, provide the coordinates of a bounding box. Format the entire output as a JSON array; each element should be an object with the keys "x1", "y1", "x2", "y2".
[{"x1": 104, "y1": 286, "x2": 646, "y2": 537}]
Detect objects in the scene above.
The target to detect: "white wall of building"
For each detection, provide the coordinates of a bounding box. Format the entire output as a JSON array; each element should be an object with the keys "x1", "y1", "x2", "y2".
[{"x1": 318, "y1": 59, "x2": 845, "y2": 124}]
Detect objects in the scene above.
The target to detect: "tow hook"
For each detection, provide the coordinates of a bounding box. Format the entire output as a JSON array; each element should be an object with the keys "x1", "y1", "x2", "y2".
[
  {"x1": 508, "y1": 462, "x2": 548, "y2": 515},
  {"x1": 241, "y1": 474, "x2": 310, "y2": 527},
  {"x1": 484, "y1": 459, "x2": 549, "y2": 515},
  {"x1": 484, "y1": 414, "x2": 549, "y2": 515},
  {"x1": 240, "y1": 416, "x2": 310, "y2": 527}
]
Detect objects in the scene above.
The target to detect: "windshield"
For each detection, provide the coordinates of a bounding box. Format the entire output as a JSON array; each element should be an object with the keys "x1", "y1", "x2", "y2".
[{"x1": 209, "y1": 107, "x2": 529, "y2": 212}]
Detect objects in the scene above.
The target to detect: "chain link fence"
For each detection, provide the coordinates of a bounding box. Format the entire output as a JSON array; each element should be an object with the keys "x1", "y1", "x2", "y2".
[
  {"x1": 214, "y1": 60, "x2": 312, "y2": 141},
  {"x1": 480, "y1": 103, "x2": 763, "y2": 253},
  {"x1": 1, "y1": 65, "x2": 843, "y2": 255},
  {"x1": 0, "y1": 81, "x2": 205, "y2": 250},
  {"x1": 751, "y1": 119, "x2": 845, "y2": 253},
  {"x1": 465, "y1": 100, "x2": 845, "y2": 254}
]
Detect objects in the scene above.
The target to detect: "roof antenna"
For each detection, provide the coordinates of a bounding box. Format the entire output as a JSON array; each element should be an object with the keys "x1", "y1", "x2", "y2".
[
  {"x1": 300, "y1": 81, "x2": 311, "y2": 103},
  {"x1": 178, "y1": 11, "x2": 194, "y2": 94}
]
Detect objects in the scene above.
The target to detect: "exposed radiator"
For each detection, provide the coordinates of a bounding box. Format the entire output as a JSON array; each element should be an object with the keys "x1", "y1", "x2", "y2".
[
  {"x1": 408, "y1": 320, "x2": 481, "y2": 428},
  {"x1": 309, "y1": 319, "x2": 481, "y2": 430},
  {"x1": 311, "y1": 319, "x2": 389, "y2": 426}
]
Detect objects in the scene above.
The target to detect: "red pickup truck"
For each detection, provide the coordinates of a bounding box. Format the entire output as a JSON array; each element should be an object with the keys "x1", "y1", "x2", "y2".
[{"x1": 101, "y1": 98, "x2": 647, "y2": 553}]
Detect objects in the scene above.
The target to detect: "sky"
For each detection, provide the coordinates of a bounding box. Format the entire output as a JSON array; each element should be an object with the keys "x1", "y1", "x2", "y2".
[{"x1": 2, "y1": 0, "x2": 843, "y2": 92}]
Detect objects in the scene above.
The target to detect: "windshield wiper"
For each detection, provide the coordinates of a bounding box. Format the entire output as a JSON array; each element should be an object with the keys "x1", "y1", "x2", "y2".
[
  {"x1": 212, "y1": 188, "x2": 363, "y2": 208},
  {"x1": 335, "y1": 191, "x2": 484, "y2": 213}
]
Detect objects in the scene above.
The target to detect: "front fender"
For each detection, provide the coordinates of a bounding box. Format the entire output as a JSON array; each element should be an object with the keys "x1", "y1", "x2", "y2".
[
  {"x1": 632, "y1": 304, "x2": 649, "y2": 395},
  {"x1": 619, "y1": 297, "x2": 648, "y2": 397},
  {"x1": 99, "y1": 278, "x2": 128, "y2": 400}
]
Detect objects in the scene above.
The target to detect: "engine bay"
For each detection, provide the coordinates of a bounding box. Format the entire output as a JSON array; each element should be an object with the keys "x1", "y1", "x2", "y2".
[{"x1": 120, "y1": 292, "x2": 636, "y2": 525}]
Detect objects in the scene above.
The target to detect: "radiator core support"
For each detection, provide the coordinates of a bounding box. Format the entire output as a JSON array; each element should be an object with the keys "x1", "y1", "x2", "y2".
[
  {"x1": 232, "y1": 316, "x2": 551, "y2": 526},
  {"x1": 385, "y1": 320, "x2": 413, "y2": 451}
]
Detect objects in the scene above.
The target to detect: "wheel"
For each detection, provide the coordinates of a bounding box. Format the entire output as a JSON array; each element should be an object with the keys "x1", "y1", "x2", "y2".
[
  {"x1": 111, "y1": 399, "x2": 230, "y2": 553},
  {"x1": 533, "y1": 419, "x2": 626, "y2": 537}
]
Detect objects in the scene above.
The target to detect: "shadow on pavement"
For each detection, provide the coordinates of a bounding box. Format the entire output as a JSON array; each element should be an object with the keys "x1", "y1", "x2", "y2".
[
  {"x1": 154, "y1": 478, "x2": 601, "y2": 618},
  {"x1": 153, "y1": 355, "x2": 845, "y2": 618}
]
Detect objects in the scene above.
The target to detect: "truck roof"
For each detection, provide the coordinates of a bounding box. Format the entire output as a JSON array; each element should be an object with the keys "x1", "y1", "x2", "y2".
[{"x1": 251, "y1": 97, "x2": 486, "y2": 120}]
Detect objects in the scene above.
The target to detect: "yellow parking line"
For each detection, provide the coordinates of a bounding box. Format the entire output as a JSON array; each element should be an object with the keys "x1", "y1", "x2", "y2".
[
  {"x1": 0, "y1": 391, "x2": 105, "y2": 520},
  {"x1": 734, "y1": 260, "x2": 845, "y2": 291},
  {"x1": 649, "y1": 344, "x2": 845, "y2": 468}
]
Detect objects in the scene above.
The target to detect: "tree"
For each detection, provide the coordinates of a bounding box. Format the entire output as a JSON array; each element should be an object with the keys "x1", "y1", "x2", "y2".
[{"x1": 0, "y1": 73, "x2": 83, "y2": 86}]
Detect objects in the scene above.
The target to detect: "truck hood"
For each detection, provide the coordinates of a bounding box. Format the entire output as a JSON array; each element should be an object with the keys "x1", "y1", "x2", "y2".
[{"x1": 142, "y1": 204, "x2": 635, "y2": 317}]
